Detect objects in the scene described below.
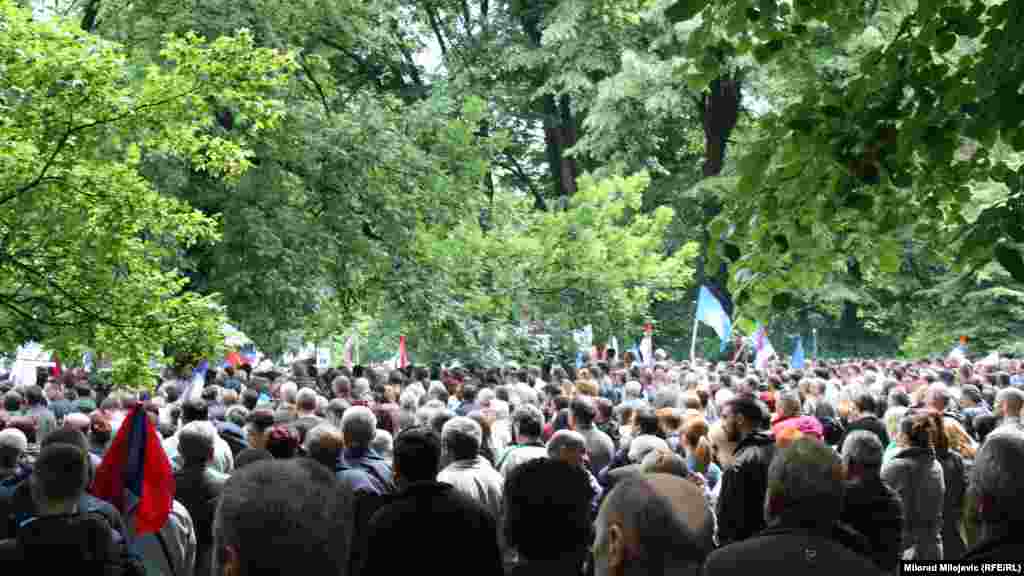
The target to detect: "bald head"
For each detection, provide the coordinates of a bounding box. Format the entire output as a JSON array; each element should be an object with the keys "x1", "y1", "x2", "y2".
[{"x1": 594, "y1": 473, "x2": 712, "y2": 576}]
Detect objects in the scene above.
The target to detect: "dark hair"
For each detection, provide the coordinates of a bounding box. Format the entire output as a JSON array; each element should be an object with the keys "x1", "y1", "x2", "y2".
[
  {"x1": 854, "y1": 392, "x2": 877, "y2": 416},
  {"x1": 164, "y1": 385, "x2": 181, "y2": 404},
  {"x1": 512, "y1": 405, "x2": 544, "y2": 439},
  {"x1": 461, "y1": 384, "x2": 478, "y2": 403},
  {"x1": 42, "y1": 428, "x2": 88, "y2": 451},
  {"x1": 394, "y1": 427, "x2": 441, "y2": 483},
  {"x1": 972, "y1": 414, "x2": 999, "y2": 444},
  {"x1": 723, "y1": 395, "x2": 766, "y2": 426},
  {"x1": 3, "y1": 391, "x2": 22, "y2": 412},
  {"x1": 214, "y1": 459, "x2": 348, "y2": 576},
  {"x1": 569, "y1": 397, "x2": 597, "y2": 427},
  {"x1": 33, "y1": 443, "x2": 89, "y2": 502},
  {"x1": 634, "y1": 408, "x2": 661, "y2": 437},
  {"x1": 24, "y1": 386, "x2": 45, "y2": 406},
  {"x1": 242, "y1": 389, "x2": 260, "y2": 411},
  {"x1": 305, "y1": 429, "x2": 343, "y2": 471},
  {"x1": 202, "y1": 386, "x2": 219, "y2": 402},
  {"x1": 552, "y1": 408, "x2": 571, "y2": 435},
  {"x1": 504, "y1": 458, "x2": 594, "y2": 563},
  {"x1": 182, "y1": 399, "x2": 209, "y2": 424},
  {"x1": 889, "y1": 390, "x2": 911, "y2": 408}
]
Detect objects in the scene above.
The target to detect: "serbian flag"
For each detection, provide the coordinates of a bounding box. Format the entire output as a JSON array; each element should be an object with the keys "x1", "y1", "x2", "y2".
[
  {"x1": 50, "y1": 353, "x2": 62, "y2": 379},
  {"x1": 93, "y1": 406, "x2": 174, "y2": 535},
  {"x1": 398, "y1": 335, "x2": 409, "y2": 369}
]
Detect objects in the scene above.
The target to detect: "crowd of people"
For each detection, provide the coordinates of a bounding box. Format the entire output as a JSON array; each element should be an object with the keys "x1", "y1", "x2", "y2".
[{"x1": 0, "y1": 352, "x2": 1023, "y2": 574}]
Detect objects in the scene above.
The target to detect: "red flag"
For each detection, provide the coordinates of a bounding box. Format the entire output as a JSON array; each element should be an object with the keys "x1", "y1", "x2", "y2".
[
  {"x1": 93, "y1": 406, "x2": 174, "y2": 535},
  {"x1": 398, "y1": 335, "x2": 409, "y2": 369},
  {"x1": 50, "y1": 353, "x2": 62, "y2": 379},
  {"x1": 224, "y1": 351, "x2": 242, "y2": 367}
]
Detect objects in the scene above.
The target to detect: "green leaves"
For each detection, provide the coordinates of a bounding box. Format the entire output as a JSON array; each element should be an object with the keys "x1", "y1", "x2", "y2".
[{"x1": 995, "y1": 243, "x2": 1024, "y2": 283}]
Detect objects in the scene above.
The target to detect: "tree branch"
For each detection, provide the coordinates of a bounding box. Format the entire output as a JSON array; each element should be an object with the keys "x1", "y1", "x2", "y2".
[
  {"x1": 423, "y1": 2, "x2": 450, "y2": 58},
  {"x1": 298, "y1": 52, "x2": 331, "y2": 113}
]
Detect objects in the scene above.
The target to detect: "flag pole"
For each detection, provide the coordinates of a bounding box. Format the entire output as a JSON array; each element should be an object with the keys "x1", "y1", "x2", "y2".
[{"x1": 689, "y1": 300, "x2": 700, "y2": 363}]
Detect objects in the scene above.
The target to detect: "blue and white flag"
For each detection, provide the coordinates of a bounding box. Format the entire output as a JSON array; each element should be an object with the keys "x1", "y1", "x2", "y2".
[
  {"x1": 791, "y1": 336, "x2": 805, "y2": 369},
  {"x1": 180, "y1": 359, "x2": 209, "y2": 403},
  {"x1": 695, "y1": 286, "x2": 732, "y2": 352}
]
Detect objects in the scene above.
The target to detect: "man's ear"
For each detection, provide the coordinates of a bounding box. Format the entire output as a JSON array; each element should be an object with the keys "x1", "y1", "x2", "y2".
[{"x1": 607, "y1": 523, "x2": 625, "y2": 571}]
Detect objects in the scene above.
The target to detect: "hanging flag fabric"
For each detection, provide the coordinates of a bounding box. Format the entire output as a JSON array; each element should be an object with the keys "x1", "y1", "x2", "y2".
[
  {"x1": 695, "y1": 285, "x2": 733, "y2": 352},
  {"x1": 223, "y1": 351, "x2": 242, "y2": 368},
  {"x1": 398, "y1": 336, "x2": 409, "y2": 369},
  {"x1": 50, "y1": 353, "x2": 62, "y2": 379},
  {"x1": 629, "y1": 341, "x2": 643, "y2": 365},
  {"x1": 181, "y1": 359, "x2": 208, "y2": 404},
  {"x1": 791, "y1": 336, "x2": 805, "y2": 369},
  {"x1": 343, "y1": 334, "x2": 355, "y2": 371},
  {"x1": 640, "y1": 325, "x2": 654, "y2": 367},
  {"x1": 754, "y1": 325, "x2": 777, "y2": 370},
  {"x1": 93, "y1": 406, "x2": 174, "y2": 536}
]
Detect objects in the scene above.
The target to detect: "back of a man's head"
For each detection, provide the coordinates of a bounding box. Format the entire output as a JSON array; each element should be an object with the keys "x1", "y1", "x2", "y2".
[
  {"x1": 441, "y1": 416, "x2": 482, "y2": 462},
  {"x1": 569, "y1": 397, "x2": 597, "y2": 429},
  {"x1": 213, "y1": 459, "x2": 349, "y2": 576},
  {"x1": 182, "y1": 399, "x2": 209, "y2": 424},
  {"x1": 340, "y1": 406, "x2": 376, "y2": 450},
  {"x1": 504, "y1": 458, "x2": 594, "y2": 564},
  {"x1": 304, "y1": 424, "x2": 344, "y2": 471},
  {"x1": 972, "y1": 429, "x2": 1024, "y2": 529},
  {"x1": 393, "y1": 427, "x2": 441, "y2": 484},
  {"x1": 594, "y1": 474, "x2": 712, "y2": 576},
  {"x1": 179, "y1": 421, "x2": 216, "y2": 467},
  {"x1": 840, "y1": 429, "x2": 883, "y2": 477},
  {"x1": 32, "y1": 443, "x2": 89, "y2": 509},
  {"x1": 765, "y1": 437, "x2": 844, "y2": 529},
  {"x1": 296, "y1": 387, "x2": 318, "y2": 413},
  {"x1": 512, "y1": 404, "x2": 544, "y2": 440}
]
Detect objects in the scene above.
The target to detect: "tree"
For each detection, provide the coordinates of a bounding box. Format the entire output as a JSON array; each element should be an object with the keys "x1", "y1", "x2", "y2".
[{"x1": 1, "y1": 0, "x2": 293, "y2": 385}]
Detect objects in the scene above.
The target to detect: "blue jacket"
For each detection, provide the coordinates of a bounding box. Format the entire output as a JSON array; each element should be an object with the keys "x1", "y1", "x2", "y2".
[{"x1": 336, "y1": 448, "x2": 395, "y2": 496}]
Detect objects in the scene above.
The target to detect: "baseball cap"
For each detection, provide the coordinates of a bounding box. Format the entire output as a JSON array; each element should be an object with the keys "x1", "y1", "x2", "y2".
[{"x1": 0, "y1": 428, "x2": 28, "y2": 453}]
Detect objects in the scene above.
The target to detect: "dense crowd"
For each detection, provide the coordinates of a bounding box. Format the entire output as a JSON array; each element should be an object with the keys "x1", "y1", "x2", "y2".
[{"x1": 1, "y1": 352, "x2": 1024, "y2": 574}]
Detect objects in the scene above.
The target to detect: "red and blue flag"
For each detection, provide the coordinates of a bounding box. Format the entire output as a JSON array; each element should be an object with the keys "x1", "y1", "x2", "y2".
[{"x1": 92, "y1": 406, "x2": 174, "y2": 535}]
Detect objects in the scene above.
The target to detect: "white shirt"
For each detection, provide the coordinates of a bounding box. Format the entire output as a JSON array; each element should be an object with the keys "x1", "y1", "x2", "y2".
[{"x1": 163, "y1": 430, "x2": 234, "y2": 475}]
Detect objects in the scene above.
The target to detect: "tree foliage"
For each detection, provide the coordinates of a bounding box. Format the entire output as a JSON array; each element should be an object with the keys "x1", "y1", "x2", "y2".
[{"x1": 1, "y1": 0, "x2": 293, "y2": 385}]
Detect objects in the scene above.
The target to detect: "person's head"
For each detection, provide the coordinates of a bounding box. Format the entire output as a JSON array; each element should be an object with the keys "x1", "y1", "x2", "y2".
[
  {"x1": 225, "y1": 405, "x2": 249, "y2": 429},
  {"x1": 179, "y1": 421, "x2": 217, "y2": 467},
  {"x1": 89, "y1": 412, "x2": 113, "y2": 447},
  {"x1": 960, "y1": 385, "x2": 983, "y2": 410},
  {"x1": 926, "y1": 383, "x2": 950, "y2": 412},
  {"x1": 546, "y1": 429, "x2": 587, "y2": 468},
  {"x1": 441, "y1": 416, "x2": 482, "y2": 462},
  {"x1": 504, "y1": 458, "x2": 594, "y2": 565},
  {"x1": 213, "y1": 459, "x2": 349, "y2": 576},
  {"x1": 278, "y1": 381, "x2": 298, "y2": 405},
  {"x1": 852, "y1": 392, "x2": 877, "y2": 421},
  {"x1": 899, "y1": 411, "x2": 938, "y2": 449},
  {"x1": 593, "y1": 474, "x2": 712, "y2": 576},
  {"x1": 995, "y1": 387, "x2": 1024, "y2": 420},
  {"x1": 31, "y1": 442, "x2": 90, "y2": 515},
  {"x1": 182, "y1": 399, "x2": 209, "y2": 424},
  {"x1": 265, "y1": 425, "x2": 300, "y2": 459},
  {"x1": 682, "y1": 417, "x2": 712, "y2": 468},
  {"x1": 295, "y1": 388, "x2": 318, "y2": 415},
  {"x1": 777, "y1": 389, "x2": 801, "y2": 419},
  {"x1": 764, "y1": 437, "x2": 845, "y2": 531},
  {"x1": 970, "y1": 429, "x2": 1024, "y2": 538},
  {"x1": 393, "y1": 427, "x2": 442, "y2": 485},
  {"x1": 569, "y1": 393, "x2": 598, "y2": 430},
  {"x1": 340, "y1": 406, "x2": 376, "y2": 451},
  {"x1": 624, "y1": 381, "x2": 643, "y2": 400},
  {"x1": 841, "y1": 430, "x2": 883, "y2": 481},
  {"x1": 372, "y1": 429, "x2": 393, "y2": 461},
  {"x1": 720, "y1": 396, "x2": 763, "y2": 443},
  {"x1": 3, "y1": 391, "x2": 22, "y2": 412},
  {"x1": 973, "y1": 413, "x2": 999, "y2": 444},
  {"x1": 0, "y1": 428, "x2": 28, "y2": 472},
  {"x1": 633, "y1": 408, "x2": 660, "y2": 437},
  {"x1": 24, "y1": 385, "x2": 45, "y2": 407},
  {"x1": 511, "y1": 404, "x2": 544, "y2": 443},
  {"x1": 351, "y1": 377, "x2": 371, "y2": 401},
  {"x1": 245, "y1": 409, "x2": 276, "y2": 451},
  {"x1": 332, "y1": 375, "x2": 352, "y2": 399},
  {"x1": 708, "y1": 421, "x2": 737, "y2": 469},
  {"x1": 304, "y1": 423, "x2": 344, "y2": 470},
  {"x1": 235, "y1": 447, "x2": 274, "y2": 470}
]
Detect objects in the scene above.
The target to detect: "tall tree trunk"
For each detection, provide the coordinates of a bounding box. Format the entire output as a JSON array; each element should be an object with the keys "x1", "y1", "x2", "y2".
[
  {"x1": 696, "y1": 75, "x2": 741, "y2": 300},
  {"x1": 81, "y1": 0, "x2": 101, "y2": 31}
]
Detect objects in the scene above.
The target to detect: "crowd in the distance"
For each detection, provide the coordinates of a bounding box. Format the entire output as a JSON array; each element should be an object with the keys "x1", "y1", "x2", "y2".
[{"x1": 1, "y1": 352, "x2": 1023, "y2": 575}]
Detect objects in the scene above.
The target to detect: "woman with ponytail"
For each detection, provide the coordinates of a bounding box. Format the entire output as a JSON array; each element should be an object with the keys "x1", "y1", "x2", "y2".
[
  {"x1": 680, "y1": 417, "x2": 721, "y2": 496},
  {"x1": 881, "y1": 411, "x2": 946, "y2": 560}
]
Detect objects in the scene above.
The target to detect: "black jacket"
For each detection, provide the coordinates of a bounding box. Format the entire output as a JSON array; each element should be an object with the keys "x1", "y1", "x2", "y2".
[
  {"x1": 361, "y1": 481, "x2": 503, "y2": 576},
  {"x1": 842, "y1": 416, "x2": 889, "y2": 448},
  {"x1": 841, "y1": 476, "x2": 904, "y2": 571},
  {"x1": 702, "y1": 524, "x2": 882, "y2": 576},
  {"x1": 938, "y1": 449, "x2": 968, "y2": 560},
  {"x1": 0, "y1": 512, "x2": 143, "y2": 574},
  {"x1": 715, "y1": 431, "x2": 776, "y2": 546},
  {"x1": 173, "y1": 466, "x2": 226, "y2": 576}
]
